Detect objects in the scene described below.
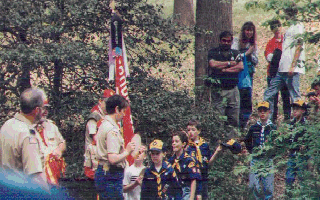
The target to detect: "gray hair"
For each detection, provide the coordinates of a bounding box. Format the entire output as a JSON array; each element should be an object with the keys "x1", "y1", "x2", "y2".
[{"x1": 20, "y1": 88, "x2": 46, "y2": 114}]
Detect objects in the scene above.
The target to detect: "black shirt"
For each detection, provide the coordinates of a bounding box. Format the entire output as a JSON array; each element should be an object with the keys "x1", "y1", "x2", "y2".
[{"x1": 208, "y1": 47, "x2": 242, "y2": 89}]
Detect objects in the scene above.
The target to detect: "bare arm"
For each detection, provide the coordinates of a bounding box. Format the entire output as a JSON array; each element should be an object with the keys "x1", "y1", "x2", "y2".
[
  {"x1": 123, "y1": 176, "x2": 143, "y2": 193},
  {"x1": 53, "y1": 141, "x2": 66, "y2": 158},
  {"x1": 288, "y1": 39, "x2": 303, "y2": 76},
  {"x1": 107, "y1": 142, "x2": 135, "y2": 165},
  {"x1": 222, "y1": 61, "x2": 243, "y2": 73},
  {"x1": 208, "y1": 59, "x2": 230, "y2": 70},
  {"x1": 190, "y1": 179, "x2": 197, "y2": 200},
  {"x1": 208, "y1": 145, "x2": 222, "y2": 167}
]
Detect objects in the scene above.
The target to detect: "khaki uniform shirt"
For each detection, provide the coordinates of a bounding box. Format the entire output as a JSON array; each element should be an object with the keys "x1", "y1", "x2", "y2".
[
  {"x1": 0, "y1": 113, "x2": 44, "y2": 175},
  {"x1": 36, "y1": 119, "x2": 65, "y2": 158},
  {"x1": 85, "y1": 109, "x2": 104, "y2": 149},
  {"x1": 84, "y1": 144, "x2": 99, "y2": 170},
  {"x1": 96, "y1": 115, "x2": 126, "y2": 169}
]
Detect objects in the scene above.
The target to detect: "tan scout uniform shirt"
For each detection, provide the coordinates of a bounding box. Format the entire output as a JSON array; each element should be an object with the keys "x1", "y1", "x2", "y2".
[
  {"x1": 0, "y1": 113, "x2": 44, "y2": 175},
  {"x1": 84, "y1": 144, "x2": 99, "y2": 170},
  {"x1": 96, "y1": 115, "x2": 126, "y2": 169},
  {"x1": 36, "y1": 119, "x2": 66, "y2": 158},
  {"x1": 85, "y1": 109, "x2": 104, "y2": 149}
]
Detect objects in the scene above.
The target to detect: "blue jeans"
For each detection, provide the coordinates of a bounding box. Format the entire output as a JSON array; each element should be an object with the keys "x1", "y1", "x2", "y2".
[
  {"x1": 264, "y1": 72, "x2": 300, "y2": 119},
  {"x1": 286, "y1": 153, "x2": 308, "y2": 187},
  {"x1": 249, "y1": 159, "x2": 274, "y2": 200},
  {"x1": 181, "y1": 186, "x2": 190, "y2": 200},
  {"x1": 95, "y1": 165, "x2": 124, "y2": 200},
  {"x1": 267, "y1": 77, "x2": 291, "y2": 121}
]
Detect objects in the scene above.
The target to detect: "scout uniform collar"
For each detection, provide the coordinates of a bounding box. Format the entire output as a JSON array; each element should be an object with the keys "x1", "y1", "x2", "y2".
[
  {"x1": 150, "y1": 161, "x2": 171, "y2": 198},
  {"x1": 188, "y1": 137, "x2": 205, "y2": 164},
  {"x1": 172, "y1": 151, "x2": 186, "y2": 172},
  {"x1": 14, "y1": 113, "x2": 33, "y2": 126},
  {"x1": 104, "y1": 115, "x2": 119, "y2": 129}
]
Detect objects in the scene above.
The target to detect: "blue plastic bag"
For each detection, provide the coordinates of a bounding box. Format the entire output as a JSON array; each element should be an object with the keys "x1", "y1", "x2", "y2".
[{"x1": 238, "y1": 54, "x2": 252, "y2": 89}]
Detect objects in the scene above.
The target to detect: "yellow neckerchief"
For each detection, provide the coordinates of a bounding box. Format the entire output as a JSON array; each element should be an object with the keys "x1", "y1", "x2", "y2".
[
  {"x1": 172, "y1": 153, "x2": 183, "y2": 172},
  {"x1": 151, "y1": 167, "x2": 167, "y2": 198},
  {"x1": 188, "y1": 137, "x2": 205, "y2": 164}
]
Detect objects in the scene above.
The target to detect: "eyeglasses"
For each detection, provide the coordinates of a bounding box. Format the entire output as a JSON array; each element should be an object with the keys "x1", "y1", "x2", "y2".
[{"x1": 271, "y1": 24, "x2": 281, "y2": 30}]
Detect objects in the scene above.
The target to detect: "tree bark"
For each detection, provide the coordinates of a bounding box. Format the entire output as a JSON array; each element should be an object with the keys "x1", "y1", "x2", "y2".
[
  {"x1": 174, "y1": 0, "x2": 195, "y2": 27},
  {"x1": 194, "y1": 0, "x2": 232, "y2": 104}
]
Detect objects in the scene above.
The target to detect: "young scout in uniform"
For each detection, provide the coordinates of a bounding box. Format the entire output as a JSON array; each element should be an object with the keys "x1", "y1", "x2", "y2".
[
  {"x1": 95, "y1": 94, "x2": 136, "y2": 200},
  {"x1": 85, "y1": 89, "x2": 115, "y2": 149},
  {"x1": 123, "y1": 145, "x2": 147, "y2": 200},
  {"x1": 141, "y1": 139, "x2": 181, "y2": 200},
  {"x1": 0, "y1": 87, "x2": 48, "y2": 189},
  {"x1": 169, "y1": 131, "x2": 201, "y2": 200},
  {"x1": 286, "y1": 100, "x2": 309, "y2": 194},
  {"x1": 244, "y1": 101, "x2": 277, "y2": 200},
  {"x1": 186, "y1": 119, "x2": 222, "y2": 200},
  {"x1": 35, "y1": 98, "x2": 66, "y2": 186}
]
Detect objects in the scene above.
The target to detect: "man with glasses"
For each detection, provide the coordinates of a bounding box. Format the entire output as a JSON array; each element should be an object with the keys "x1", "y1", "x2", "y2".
[
  {"x1": 264, "y1": 20, "x2": 291, "y2": 122},
  {"x1": 208, "y1": 31, "x2": 244, "y2": 127},
  {"x1": 0, "y1": 88, "x2": 48, "y2": 189},
  {"x1": 35, "y1": 98, "x2": 66, "y2": 187}
]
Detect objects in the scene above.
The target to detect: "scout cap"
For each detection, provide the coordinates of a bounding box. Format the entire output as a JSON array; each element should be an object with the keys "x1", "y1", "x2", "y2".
[
  {"x1": 306, "y1": 88, "x2": 316, "y2": 97},
  {"x1": 291, "y1": 99, "x2": 307, "y2": 109},
  {"x1": 257, "y1": 101, "x2": 270, "y2": 109},
  {"x1": 221, "y1": 139, "x2": 242, "y2": 154},
  {"x1": 149, "y1": 139, "x2": 164, "y2": 152}
]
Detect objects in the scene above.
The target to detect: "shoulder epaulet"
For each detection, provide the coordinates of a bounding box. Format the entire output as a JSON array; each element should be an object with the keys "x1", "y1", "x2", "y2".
[
  {"x1": 87, "y1": 111, "x2": 102, "y2": 122},
  {"x1": 46, "y1": 119, "x2": 56, "y2": 125}
]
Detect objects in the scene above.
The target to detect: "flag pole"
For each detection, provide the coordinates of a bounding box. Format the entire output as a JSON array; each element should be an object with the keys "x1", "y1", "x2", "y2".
[{"x1": 109, "y1": 1, "x2": 137, "y2": 165}]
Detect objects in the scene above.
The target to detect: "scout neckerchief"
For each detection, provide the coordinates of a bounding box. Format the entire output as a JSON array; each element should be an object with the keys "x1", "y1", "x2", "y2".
[
  {"x1": 257, "y1": 119, "x2": 272, "y2": 147},
  {"x1": 188, "y1": 137, "x2": 205, "y2": 164},
  {"x1": 36, "y1": 122, "x2": 48, "y2": 147},
  {"x1": 172, "y1": 152, "x2": 184, "y2": 172},
  {"x1": 151, "y1": 166, "x2": 168, "y2": 198}
]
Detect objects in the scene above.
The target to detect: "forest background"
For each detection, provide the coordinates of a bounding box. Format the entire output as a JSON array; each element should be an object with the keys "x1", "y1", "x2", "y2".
[{"x1": 1, "y1": 0, "x2": 320, "y2": 199}]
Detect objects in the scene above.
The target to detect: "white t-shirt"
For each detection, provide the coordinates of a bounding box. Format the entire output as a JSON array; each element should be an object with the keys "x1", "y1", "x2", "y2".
[
  {"x1": 279, "y1": 23, "x2": 305, "y2": 74},
  {"x1": 123, "y1": 164, "x2": 144, "y2": 200}
]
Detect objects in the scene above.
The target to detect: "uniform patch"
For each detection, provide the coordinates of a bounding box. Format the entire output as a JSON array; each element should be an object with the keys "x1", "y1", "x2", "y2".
[
  {"x1": 192, "y1": 167, "x2": 197, "y2": 173},
  {"x1": 188, "y1": 162, "x2": 195, "y2": 168},
  {"x1": 29, "y1": 137, "x2": 38, "y2": 144}
]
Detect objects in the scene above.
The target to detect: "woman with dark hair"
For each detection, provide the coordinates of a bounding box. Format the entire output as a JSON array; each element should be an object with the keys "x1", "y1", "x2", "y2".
[{"x1": 232, "y1": 21, "x2": 258, "y2": 129}]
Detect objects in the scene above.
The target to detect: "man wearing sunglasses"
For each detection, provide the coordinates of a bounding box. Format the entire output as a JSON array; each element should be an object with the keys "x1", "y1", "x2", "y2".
[
  {"x1": 264, "y1": 20, "x2": 291, "y2": 122},
  {"x1": 208, "y1": 31, "x2": 244, "y2": 127}
]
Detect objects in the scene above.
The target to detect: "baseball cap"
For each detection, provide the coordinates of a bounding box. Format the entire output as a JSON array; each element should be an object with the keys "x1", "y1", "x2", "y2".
[
  {"x1": 306, "y1": 88, "x2": 316, "y2": 97},
  {"x1": 221, "y1": 139, "x2": 242, "y2": 154},
  {"x1": 149, "y1": 139, "x2": 164, "y2": 152},
  {"x1": 257, "y1": 101, "x2": 269, "y2": 109}
]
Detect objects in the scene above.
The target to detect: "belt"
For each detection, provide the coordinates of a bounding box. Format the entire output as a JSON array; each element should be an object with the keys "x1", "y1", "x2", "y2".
[{"x1": 98, "y1": 164, "x2": 124, "y2": 173}]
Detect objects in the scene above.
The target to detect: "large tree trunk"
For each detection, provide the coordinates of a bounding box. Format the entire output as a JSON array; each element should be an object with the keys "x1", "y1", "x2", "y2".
[
  {"x1": 194, "y1": 0, "x2": 232, "y2": 104},
  {"x1": 174, "y1": 0, "x2": 195, "y2": 27}
]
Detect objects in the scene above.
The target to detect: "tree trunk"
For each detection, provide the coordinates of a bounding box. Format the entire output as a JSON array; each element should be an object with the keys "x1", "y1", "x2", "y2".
[
  {"x1": 194, "y1": 0, "x2": 232, "y2": 104},
  {"x1": 174, "y1": 0, "x2": 195, "y2": 27}
]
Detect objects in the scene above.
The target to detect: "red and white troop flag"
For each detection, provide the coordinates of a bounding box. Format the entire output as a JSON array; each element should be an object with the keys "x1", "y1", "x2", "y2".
[{"x1": 109, "y1": 9, "x2": 137, "y2": 165}]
